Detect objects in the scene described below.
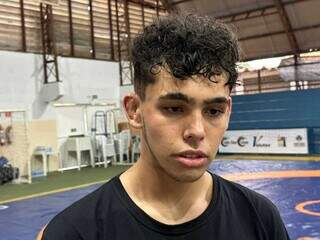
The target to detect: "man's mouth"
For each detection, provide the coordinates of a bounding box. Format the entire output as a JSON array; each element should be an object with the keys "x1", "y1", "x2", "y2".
[
  {"x1": 178, "y1": 150, "x2": 208, "y2": 158},
  {"x1": 174, "y1": 150, "x2": 209, "y2": 168}
]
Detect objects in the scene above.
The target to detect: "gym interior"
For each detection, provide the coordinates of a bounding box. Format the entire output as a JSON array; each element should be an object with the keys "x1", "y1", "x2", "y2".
[{"x1": 0, "y1": 0, "x2": 320, "y2": 239}]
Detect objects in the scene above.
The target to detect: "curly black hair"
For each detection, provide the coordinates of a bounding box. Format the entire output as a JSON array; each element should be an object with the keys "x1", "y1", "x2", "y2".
[{"x1": 132, "y1": 14, "x2": 240, "y2": 100}]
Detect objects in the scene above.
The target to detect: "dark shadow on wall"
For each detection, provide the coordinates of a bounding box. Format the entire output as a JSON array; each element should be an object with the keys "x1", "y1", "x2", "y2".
[{"x1": 31, "y1": 54, "x2": 49, "y2": 119}]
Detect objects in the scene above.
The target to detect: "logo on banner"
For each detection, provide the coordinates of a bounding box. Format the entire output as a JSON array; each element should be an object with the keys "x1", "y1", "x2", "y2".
[
  {"x1": 294, "y1": 135, "x2": 306, "y2": 147},
  {"x1": 222, "y1": 137, "x2": 247, "y2": 147},
  {"x1": 253, "y1": 136, "x2": 270, "y2": 147},
  {"x1": 277, "y1": 136, "x2": 287, "y2": 147},
  {"x1": 221, "y1": 137, "x2": 230, "y2": 147},
  {"x1": 237, "y1": 136, "x2": 248, "y2": 147}
]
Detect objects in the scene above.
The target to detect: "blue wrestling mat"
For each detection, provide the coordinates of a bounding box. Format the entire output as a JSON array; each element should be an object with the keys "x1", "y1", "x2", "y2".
[{"x1": 0, "y1": 159, "x2": 319, "y2": 240}]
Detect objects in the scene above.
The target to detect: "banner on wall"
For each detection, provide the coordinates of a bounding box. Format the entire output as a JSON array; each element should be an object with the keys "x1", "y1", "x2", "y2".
[{"x1": 219, "y1": 128, "x2": 308, "y2": 154}]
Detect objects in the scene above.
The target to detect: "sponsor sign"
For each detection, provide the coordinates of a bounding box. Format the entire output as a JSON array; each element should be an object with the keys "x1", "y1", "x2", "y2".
[{"x1": 219, "y1": 128, "x2": 308, "y2": 154}]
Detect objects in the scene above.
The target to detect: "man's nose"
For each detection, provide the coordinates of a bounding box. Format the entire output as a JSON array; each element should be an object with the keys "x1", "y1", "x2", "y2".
[{"x1": 183, "y1": 111, "x2": 205, "y2": 145}]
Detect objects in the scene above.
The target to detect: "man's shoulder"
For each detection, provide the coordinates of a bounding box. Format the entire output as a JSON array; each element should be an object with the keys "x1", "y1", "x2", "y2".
[
  {"x1": 214, "y1": 173, "x2": 290, "y2": 239},
  {"x1": 61, "y1": 177, "x2": 117, "y2": 216},
  {"x1": 43, "y1": 177, "x2": 119, "y2": 239},
  {"x1": 215, "y1": 173, "x2": 276, "y2": 209}
]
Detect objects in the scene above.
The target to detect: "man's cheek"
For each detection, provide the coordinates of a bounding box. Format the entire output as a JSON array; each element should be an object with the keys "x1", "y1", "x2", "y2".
[{"x1": 149, "y1": 125, "x2": 177, "y2": 145}]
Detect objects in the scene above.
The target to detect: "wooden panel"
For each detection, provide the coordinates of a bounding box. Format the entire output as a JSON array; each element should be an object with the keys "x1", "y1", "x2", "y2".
[{"x1": 0, "y1": 0, "x2": 168, "y2": 59}]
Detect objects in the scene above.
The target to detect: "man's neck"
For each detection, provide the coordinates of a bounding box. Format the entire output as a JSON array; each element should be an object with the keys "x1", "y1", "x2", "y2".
[{"x1": 119, "y1": 159, "x2": 213, "y2": 225}]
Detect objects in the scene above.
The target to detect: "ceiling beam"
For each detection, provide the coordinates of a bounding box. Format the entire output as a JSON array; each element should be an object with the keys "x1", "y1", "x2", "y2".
[
  {"x1": 223, "y1": 8, "x2": 278, "y2": 23},
  {"x1": 243, "y1": 47, "x2": 320, "y2": 61},
  {"x1": 239, "y1": 23, "x2": 320, "y2": 41},
  {"x1": 128, "y1": 0, "x2": 166, "y2": 11},
  {"x1": 166, "y1": 0, "x2": 311, "y2": 22},
  {"x1": 273, "y1": 0, "x2": 300, "y2": 54},
  {"x1": 19, "y1": 0, "x2": 26, "y2": 52},
  {"x1": 216, "y1": 0, "x2": 311, "y2": 20}
]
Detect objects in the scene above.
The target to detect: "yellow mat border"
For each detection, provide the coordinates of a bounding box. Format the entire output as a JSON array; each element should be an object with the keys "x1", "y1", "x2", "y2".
[{"x1": 0, "y1": 179, "x2": 109, "y2": 205}]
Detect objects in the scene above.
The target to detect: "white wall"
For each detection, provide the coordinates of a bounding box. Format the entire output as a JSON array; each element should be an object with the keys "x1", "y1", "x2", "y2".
[
  {"x1": 120, "y1": 85, "x2": 134, "y2": 100},
  {"x1": 58, "y1": 57, "x2": 120, "y2": 104},
  {"x1": 0, "y1": 51, "x2": 40, "y2": 118},
  {"x1": 0, "y1": 50, "x2": 120, "y2": 120}
]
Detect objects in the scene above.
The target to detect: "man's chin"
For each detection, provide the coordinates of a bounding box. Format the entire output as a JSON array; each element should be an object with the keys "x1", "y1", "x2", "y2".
[{"x1": 167, "y1": 169, "x2": 206, "y2": 183}]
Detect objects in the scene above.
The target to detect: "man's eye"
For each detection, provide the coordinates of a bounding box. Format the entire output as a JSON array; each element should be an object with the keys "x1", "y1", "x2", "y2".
[
  {"x1": 164, "y1": 107, "x2": 184, "y2": 113},
  {"x1": 206, "y1": 109, "x2": 223, "y2": 117}
]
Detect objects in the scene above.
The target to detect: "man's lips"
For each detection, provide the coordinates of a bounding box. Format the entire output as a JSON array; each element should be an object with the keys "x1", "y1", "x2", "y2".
[{"x1": 173, "y1": 150, "x2": 209, "y2": 168}]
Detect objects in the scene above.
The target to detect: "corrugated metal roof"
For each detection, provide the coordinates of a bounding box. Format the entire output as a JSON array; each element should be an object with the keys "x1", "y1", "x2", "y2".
[{"x1": 166, "y1": 0, "x2": 320, "y2": 61}]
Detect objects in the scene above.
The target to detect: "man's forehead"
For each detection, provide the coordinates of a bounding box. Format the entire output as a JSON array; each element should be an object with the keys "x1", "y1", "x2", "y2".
[
  {"x1": 155, "y1": 72, "x2": 227, "y2": 96},
  {"x1": 155, "y1": 69, "x2": 229, "y2": 86},
  {"x1": 144, "y1": 70, "x2": 230, "y2": 100}
]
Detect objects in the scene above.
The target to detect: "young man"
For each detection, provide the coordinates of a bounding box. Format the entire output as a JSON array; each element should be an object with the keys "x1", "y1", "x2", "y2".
[{"x1": 40, "y1": 15, "x2": 290, "y2": 239}]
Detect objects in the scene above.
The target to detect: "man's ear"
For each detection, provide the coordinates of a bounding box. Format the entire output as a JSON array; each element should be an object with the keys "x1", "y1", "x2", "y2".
[{"x1": 123, "y1": 94, "x2": 143, "y2": 129}]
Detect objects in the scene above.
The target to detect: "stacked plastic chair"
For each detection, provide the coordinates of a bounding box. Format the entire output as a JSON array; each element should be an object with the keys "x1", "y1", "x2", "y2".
[{"x1": 114, "y1": 130, "x2": 131, "y2": 164}]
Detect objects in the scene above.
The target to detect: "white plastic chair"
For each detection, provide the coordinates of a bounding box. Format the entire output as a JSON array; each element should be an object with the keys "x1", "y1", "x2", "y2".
[
  {"x1": 114, "y1": 130, "x2": 130, "y2": 164},
  {"x1": 131, "y1": 136, "x2": 140, "y2": 162},
  {"x1": 102, "y1": 135, "x2": 116, "y2": 167},
  {"x1": 95, "y1": 135, "x2": 116, "y2": 167}
]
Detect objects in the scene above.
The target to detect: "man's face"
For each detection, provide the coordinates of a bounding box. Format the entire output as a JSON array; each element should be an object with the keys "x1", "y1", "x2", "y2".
[{"x1": 138, "y1": 70, "x2": 232, "y2": 182}]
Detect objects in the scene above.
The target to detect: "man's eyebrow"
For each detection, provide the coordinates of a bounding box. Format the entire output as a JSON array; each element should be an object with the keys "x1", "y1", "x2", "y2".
[
  {"x1": 203, "y1": 97, "x2": 228, "y2": 105},
  {"x1": 158, "y1": 92, "x2": 193, "y2": 103},
  {"x1": 158, "y1": 93, "x2": 228, "y2": 105}
]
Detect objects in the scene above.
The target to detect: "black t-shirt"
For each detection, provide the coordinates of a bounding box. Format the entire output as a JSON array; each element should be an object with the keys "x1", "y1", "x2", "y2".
[{"x1": 43, "y1": 172, "x2": 290, "y2": 240}]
